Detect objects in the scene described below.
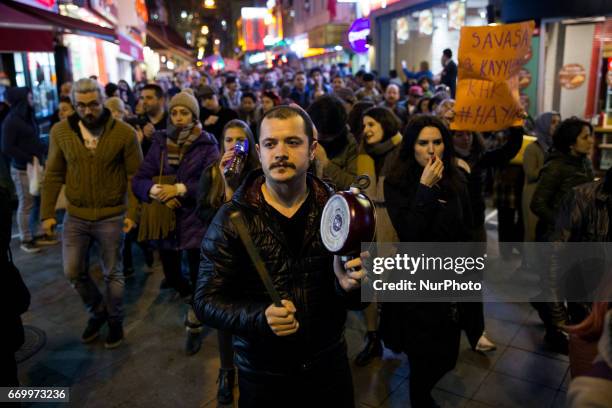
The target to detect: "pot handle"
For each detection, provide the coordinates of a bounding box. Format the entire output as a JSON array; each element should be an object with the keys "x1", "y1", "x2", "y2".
[{"x1": 351, "y1": 175, "x2": 371, "y2": 192}]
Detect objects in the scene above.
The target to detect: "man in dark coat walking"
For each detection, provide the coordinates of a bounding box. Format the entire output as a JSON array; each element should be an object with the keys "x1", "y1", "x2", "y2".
[
  {"x1": 195, "y1": 106, "x2": 367, "y2": 408},
  {"x1": 1, "y1": 87, "x2": 50, "y2": 252},
  {"x1": 440, "y1": 48, "x2": 457, "y2": 98}
]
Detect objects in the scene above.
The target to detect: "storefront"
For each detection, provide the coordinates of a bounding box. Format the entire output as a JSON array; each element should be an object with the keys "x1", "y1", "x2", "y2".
[
  {"x1": 306, "y1": 23, "x2": 351, "y2": 67},
  {"x1": 116, "y1": 0, "x2": 148, "y2": 85},
  {"x1": 12, "y1": 52, "x2": 58, "y2": 119},
  {"x1": 0, "y1": 0, "x2": 58, "y2": 118},
  {"x1": 57, "y1": 2, "x2": 119, "y2": 84},
  {"x1": 370, "y1": 0, "x2": 488, "y2": 79},
  {"x1": 538, "y1": 17, "x2": 612, "y2": 122},
  {"x1": 537, "y1": 17, "x2": 612, "y2": 172},
  {"x1": 62, "y1": 34, "x2": 120, "y2": 84},
  {"x1": 301, "y1": 49, "x2": 353, "y2": 70},
  {"x1": 146, "y1": 23, "x2": 193, "y2": 75},
  {"x1": 0, "y1": 0, "x2": 115, "y2": 120}
]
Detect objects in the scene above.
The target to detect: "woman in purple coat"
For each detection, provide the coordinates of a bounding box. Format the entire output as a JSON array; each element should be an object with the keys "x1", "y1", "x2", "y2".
[{"x1": 132, "y1": 89, "x2": 219, "y2": 355}]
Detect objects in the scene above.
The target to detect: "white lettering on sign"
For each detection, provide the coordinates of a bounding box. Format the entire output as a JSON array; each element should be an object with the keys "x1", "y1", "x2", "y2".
[{"x1": 348, "y1": 28, "x2": 370, "y2": 43}]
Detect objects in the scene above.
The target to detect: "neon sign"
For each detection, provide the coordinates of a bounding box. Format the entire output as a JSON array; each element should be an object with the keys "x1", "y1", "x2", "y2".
[{"x1": 347, "y1": 18, "x2": 370, "y2": 54}]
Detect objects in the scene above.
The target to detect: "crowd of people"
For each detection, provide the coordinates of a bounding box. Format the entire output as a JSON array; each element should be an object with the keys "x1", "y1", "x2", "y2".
[{"x1": 0, "y1": 46, "x2": 611, "y2": 407}]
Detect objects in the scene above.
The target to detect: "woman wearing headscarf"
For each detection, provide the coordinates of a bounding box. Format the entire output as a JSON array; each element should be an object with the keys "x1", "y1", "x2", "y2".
[{"x1": 522, "y1": 112, "x2": 561, "y2": 243}]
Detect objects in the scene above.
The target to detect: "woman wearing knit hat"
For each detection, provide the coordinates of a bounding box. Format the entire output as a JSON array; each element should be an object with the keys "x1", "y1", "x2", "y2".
[{"x1": 132, "y1": 89, "x2": 219, "y2": 355}]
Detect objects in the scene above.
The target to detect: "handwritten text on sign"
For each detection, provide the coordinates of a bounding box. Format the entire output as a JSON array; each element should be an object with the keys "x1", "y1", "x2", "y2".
[{"x1": 451, "y1": 21, "x2": 534, "y2": 132}]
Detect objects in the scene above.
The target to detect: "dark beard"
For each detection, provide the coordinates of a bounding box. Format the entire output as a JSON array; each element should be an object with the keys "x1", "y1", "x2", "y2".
[{"x1": 80, "y1": 109, "x2": 109, "y2": 131}]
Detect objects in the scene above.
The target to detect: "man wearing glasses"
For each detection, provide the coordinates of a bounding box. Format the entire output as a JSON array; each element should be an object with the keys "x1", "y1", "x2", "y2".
[{"x1": 40, "y1": 78, "x2": 143, "y2": 349}]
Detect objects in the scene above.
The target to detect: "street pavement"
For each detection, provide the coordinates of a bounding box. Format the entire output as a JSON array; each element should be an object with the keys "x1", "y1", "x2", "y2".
[{"x1": 13, "y1": 218, "x2": 569, "y2": 408}]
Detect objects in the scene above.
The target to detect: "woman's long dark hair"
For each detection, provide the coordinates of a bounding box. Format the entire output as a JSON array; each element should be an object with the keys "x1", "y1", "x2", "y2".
[
  {"x1": 414, "y1": 96, "x2": 431, "y2": 114},
  {"x1": 387, "y1": 114, "x2": 463, "y2": 194},
  {"x1": 207, "y1": 119, "x2": 260, "y2": 208}
]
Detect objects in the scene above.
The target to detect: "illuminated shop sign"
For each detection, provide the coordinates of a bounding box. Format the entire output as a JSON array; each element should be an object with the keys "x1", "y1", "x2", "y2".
[{"x1": 347, "y1": 18, "x2": 370, "y2": 53}]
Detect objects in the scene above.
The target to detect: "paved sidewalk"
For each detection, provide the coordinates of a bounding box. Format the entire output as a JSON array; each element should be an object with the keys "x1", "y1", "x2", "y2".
[{"x1": 13, "y1": 229, "x2": 569, "y2": 408}]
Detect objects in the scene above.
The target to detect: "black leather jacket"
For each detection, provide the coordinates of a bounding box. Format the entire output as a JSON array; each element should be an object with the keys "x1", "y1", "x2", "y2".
[
  {"x1": 531, "y1": 151, "x2": 594, "y2": 239},
  {"x1": 552, "y1": 176, "x2": 612, "y2": 243},
  {"x1": 548, "y1": 175, "x2": 612, "y2": 323},
  {"x1": 194, "y1": 169, "x2": 365, "y2": 375}
]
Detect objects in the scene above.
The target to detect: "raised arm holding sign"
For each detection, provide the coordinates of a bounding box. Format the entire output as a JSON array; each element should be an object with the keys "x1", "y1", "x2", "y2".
[{"x1": 451, "y1": 20, "x2": 535, "y2": 132}]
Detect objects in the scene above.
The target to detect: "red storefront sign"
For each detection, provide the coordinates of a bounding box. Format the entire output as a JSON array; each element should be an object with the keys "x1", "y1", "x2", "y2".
[{"x1": 119, "y1": 34, "x2": 144, "y2": 61}]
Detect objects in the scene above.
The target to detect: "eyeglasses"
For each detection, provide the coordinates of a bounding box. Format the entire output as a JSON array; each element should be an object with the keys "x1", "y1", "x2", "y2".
[{"x1": 76, "y1": 101, "x2": 102, "y2": 111}]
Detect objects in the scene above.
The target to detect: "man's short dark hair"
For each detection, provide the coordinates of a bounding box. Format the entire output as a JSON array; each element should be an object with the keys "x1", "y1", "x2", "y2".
[
  {"x1": 363, "y1": 73, "x2": 375, "y2": 82},
  {"x1": 553, "y1": 117, "x2": 593, "y2": 154},
  {"x1": 241, "y1": 92, "x2": 257, "y2": 102},
  {"x1": 225, "y1": 76, "x2": 237, "y2": 85},
  {"x1": 389, "y1": 69, "x2": 398, "y2": 78},
  {"x1": 105, "y1": 82, "x2": 118, "y2": 98},
  {"x1": 309, "y1": 67, "x2": 322, "y2": 77},
  {"x1": 59, "y1": 96, "x2": 73, "y2": 105},
  {"x1": 295, "y1": 71, "x2": 306, "y2": 78},
  {"x1": 259, "y1": 105, "x2": 315, "y2": 144},
  {"x1": 142, "y1": 84, "x2": 164, "y2": 99},
  {"x1": 443, "y1": 48, "x2": 453, "y2": 59}
]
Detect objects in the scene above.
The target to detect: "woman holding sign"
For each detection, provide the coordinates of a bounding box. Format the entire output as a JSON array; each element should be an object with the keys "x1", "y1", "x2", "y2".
[
  {"x1": 381, "y1": 114, "x2": 472, "y2": 408},
  {"x1": 439, "y1": 99, "x2": 524, "y2": 352}
]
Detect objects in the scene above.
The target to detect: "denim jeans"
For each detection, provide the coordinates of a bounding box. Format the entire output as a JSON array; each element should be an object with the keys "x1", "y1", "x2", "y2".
[
  {"x1": 62, "y1": 213, "x2": 125, "y2": 324},
  {"x1": 10, "y1": 167, "x2": 42, "y2": 242}
]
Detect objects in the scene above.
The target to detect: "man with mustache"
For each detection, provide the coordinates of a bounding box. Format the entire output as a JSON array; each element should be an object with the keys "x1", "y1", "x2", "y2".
[
  {"x1": 40, "y1": 78, "x2": 142, "y2": 349},
  {"x1": 195, "y1": 106, "x2": 367, "y2": 407}
]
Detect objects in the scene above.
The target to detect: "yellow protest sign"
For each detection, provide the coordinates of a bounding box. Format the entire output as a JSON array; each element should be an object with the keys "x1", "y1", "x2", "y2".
[{"x1": 451, "y1": 20, "x2": 535, "y2": 132}]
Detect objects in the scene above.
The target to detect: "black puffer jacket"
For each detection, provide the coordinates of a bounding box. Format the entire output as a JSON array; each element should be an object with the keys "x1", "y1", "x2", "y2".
[
  {"x1": 194, "y1": 169, "x2": 365, "y2": 375},
  {"x1": 531, "y1": 151, "x2": 594, "y2": 239}
]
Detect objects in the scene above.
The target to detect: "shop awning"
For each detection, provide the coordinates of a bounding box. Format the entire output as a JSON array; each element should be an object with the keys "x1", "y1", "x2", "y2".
[
  {"x1": 0, "y1": 1, "x2": 116, "y2": 53},
  {"x1": 146, "y1": 23, "x2": 193, "y2": 61},
  {"x1": 0, "y1": 2, "x2": 54, "y2": 52}
]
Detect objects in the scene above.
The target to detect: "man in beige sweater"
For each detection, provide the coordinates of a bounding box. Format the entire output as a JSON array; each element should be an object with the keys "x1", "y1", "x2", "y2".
[{"x1": 41, "y1": 78, "x2": 143, "y2": 349}]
